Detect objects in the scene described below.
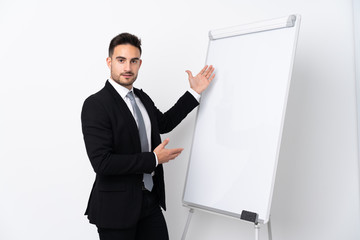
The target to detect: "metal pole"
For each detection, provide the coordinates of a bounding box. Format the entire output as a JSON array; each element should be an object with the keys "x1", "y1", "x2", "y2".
[
  {"x1": 181, "y1": 208, "x2": 194, "y2": 240},
  {"x1": 267, "y1": 218, "x2": 273, "y2": 240},
  {"x1": 255, "y1": 223, "x2": 260, "y2": 240}
]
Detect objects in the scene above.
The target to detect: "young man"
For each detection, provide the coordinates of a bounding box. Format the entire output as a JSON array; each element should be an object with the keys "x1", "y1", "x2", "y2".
[{"x1": 81, "y1": 33, "x2": 215, "y2": 240}]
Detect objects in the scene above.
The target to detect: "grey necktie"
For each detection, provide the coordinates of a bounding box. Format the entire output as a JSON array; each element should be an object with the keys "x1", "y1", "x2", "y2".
[{"x1": 126, "y1": 91, "x2": 154, "y2": 191}]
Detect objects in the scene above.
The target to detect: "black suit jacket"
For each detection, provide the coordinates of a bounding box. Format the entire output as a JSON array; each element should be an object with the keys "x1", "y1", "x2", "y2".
[{"x1": 81, "y1": 81, "x2": 199, "y2": 229}]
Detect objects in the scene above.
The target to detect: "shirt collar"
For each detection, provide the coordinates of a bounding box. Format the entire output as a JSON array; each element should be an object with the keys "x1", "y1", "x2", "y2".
[{"x1": 108, "y1": 78, "x2": 133, "y2": 100}]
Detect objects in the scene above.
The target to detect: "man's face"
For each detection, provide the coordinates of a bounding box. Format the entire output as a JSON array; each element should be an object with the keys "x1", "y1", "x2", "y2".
[{"x1": 106, "y1": 44, "x2": 142, "y2": 89}]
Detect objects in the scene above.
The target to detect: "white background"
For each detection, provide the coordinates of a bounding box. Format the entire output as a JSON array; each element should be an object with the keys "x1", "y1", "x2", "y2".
[{"x1": 0, "y1": 0, "x2": 359, "y2": 240}]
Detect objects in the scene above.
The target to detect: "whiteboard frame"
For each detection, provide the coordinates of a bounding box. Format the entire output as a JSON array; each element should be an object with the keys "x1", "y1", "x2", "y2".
[
  {"x1": 182, "y1": 14, "x2": 301, "y2": 224},
  {"x1": 353, "y1": 0, "x2": 360, "y2": 206}
]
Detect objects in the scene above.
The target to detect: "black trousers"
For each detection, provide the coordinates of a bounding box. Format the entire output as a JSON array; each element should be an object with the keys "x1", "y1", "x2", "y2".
[{"x1": 97, "y1": 190, "x2": 169, "y2": 240}]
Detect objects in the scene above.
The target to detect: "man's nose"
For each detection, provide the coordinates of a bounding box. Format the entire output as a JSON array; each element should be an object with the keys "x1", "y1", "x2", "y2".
[{"x1": 124, "y1": 61, "x2": 131, "y2": 72}]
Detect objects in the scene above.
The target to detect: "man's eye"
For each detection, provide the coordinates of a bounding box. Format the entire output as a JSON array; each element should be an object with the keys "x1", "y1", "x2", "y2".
[
  {"x1": 118, "y1": 59, "x2": 125, "y2": 63},
  {"x1": 131, "y1": 60, "x2": 138, "y2": 64}
]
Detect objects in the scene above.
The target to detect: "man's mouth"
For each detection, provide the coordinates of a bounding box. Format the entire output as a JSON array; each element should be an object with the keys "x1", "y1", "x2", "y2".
[{"x1": 122, "y1": 72, "x2": 134, "y2": 78}]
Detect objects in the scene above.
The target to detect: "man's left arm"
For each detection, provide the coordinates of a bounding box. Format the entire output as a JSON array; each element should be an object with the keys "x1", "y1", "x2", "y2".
[{"x1": 155, "y1": 65, "x2": 215, "y2": 134}]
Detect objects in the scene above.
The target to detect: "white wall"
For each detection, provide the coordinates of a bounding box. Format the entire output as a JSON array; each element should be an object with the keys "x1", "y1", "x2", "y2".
[{"x1": 0, "y1": 0, "x2": 358, "y2": 239}]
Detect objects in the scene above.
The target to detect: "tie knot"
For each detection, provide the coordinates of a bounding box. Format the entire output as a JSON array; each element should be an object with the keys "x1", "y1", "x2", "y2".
[{"x1": 126, "y1": 91, "x2": 135, "y2": 101}]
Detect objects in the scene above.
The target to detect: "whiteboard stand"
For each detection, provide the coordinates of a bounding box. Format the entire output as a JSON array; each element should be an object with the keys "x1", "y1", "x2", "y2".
[
  {"x1": 181, "y1": 208, "x2": 194, "y2": 240},
  {"x1": 267, "y1": 218, "x2": 273, "y2": 240},
  {"x1": 240, "y1": 210, "x2": 272, "y2": 240},
  {"x1": 181, "y1": 208, "x2": 273, "y2": 240},
  {"x1": 255, "y1": 223, "x2": 260, "y2": 240},
  {"x1": 253, "y1": 222, "x2": 273, "y2": 240},
  {"x1": 254, "y1": 219, "x2": 273, "y2": 240}
]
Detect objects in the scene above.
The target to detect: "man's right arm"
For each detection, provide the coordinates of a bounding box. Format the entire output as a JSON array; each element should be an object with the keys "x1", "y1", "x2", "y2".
[{"x1": 81, "y1": 96, "x2": 156, "y2": 176}]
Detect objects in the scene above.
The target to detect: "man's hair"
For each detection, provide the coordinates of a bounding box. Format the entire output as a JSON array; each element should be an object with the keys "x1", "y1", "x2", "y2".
[{"x1": 108, "y1": 33, "x2": 142, "y2": 57}]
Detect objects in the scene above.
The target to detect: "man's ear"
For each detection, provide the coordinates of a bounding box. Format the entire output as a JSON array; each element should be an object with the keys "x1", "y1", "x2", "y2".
[{"x1": 106, "y1": 57, "x2": 112, "y2": 69}]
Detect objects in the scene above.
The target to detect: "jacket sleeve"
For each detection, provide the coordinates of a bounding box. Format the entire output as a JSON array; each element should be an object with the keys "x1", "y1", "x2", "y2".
[
  {"x1": 81, "y1": 96, "x2": 156, "y2": 176},
  {"x1": 154, "y1": 91, "x2": 200, "y2": 134}
]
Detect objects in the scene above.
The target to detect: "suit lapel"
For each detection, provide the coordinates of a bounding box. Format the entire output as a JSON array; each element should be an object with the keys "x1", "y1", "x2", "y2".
[
  {"x1": 134, "y1": 88, "x2": 157, "y2": 149},
  {"x1": 134, "y1": 88, "x2": 153, "y2": 118},
  {"x1": 105, "y1": 81, "x2": 141, "y2": 150}
]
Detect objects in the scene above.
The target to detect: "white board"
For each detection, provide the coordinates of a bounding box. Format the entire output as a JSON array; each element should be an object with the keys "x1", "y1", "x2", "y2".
[{"x1": 182, "y1": 15, "x2": 301, "y2": 223}]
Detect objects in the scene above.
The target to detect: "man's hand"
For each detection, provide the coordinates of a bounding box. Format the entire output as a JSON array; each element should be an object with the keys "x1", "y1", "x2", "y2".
[
  {"x1": 186, "y1": 65, "x2": 215, "y2": 94},
  {"x1": 154, "y1": 138, "x2": 184, "y2": 164}
]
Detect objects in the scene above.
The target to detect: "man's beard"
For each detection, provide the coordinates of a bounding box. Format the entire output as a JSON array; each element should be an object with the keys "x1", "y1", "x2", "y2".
[{"x1": 112, "y1": 71, "x2": 138, "y2": 88}]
